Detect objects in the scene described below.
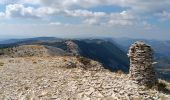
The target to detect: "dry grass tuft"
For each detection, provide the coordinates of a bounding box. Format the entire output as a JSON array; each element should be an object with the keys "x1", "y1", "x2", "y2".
[
  {"x1": 33, "y1": 61, "x2": 37, "y2": 64},
  {"x1": 0, "y1": 61, "x2": 4, "y2": 66},
  {"x1": 157, "y1": 82, "x2": 167, "y2": 91},
  {"x1": 116, "y1": 70, "x2": 125, "y2": 75},
  {"x1": 155, "y1": 80, "x2": 170, "y2": 94},
  {"x1": 31, "y1": 58, "x2": 38, "y2": 64},
  {"x1": 62, "y1": 58, "x2": 67, "y2": 62},
  {"x1": 77, "y1": 56, "x2": 91, "y2": 66}
]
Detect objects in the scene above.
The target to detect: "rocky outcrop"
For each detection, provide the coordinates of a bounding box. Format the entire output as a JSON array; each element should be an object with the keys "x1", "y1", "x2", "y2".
[
  {"x1": 128, "y1": 41, "x2": 157, "y2": 88},
  {"x1": 65, "y1": 40, "x2": 80, "y2": 56}
]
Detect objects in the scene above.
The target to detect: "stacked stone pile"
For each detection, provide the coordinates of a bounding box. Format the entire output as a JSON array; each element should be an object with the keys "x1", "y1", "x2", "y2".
[{"x1": 128, "y1": 41, "x2": 157, "y2": 88}]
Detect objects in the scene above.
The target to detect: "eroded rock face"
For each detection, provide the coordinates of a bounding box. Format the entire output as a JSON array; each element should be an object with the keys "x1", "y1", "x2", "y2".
[{"x1": 128, "y1": 41, "x2": 157, "y2": 88}]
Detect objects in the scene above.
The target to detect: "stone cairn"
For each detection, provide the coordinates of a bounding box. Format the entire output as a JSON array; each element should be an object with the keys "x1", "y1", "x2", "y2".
[{"x1": 128, "y1": 41, "x2": 157, "y2": 88}]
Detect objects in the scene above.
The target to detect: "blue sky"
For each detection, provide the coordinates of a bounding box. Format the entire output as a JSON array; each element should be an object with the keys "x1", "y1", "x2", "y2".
[{"x1": 0, "y1": 0, "x2": 170, "y2": 40}]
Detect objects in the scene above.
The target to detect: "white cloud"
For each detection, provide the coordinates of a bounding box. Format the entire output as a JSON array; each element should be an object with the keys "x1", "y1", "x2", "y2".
[
  {"x1": 49, "y1": 22, "x2": 61, "y2": 25},
  {"x1": 19, "y1": 0, "x2": 41, "y2": 5},
  {"x1": 141, "y1": 21, "x2": 153, "y2": 30},
  {"x1": 65, "y1": 9, "x2": 106, "y2": 18},
  {"x1": 1, "y1": 0, "x2": 121, "y2": 7},
  {"x1": 35, "y1": 7, "x2": 60, "y2": 17},
  {"x1": 107, "y1": 11, "x2": 136, "y2": 26},
  {"x1": 0, "y1": 12, "x2": 5, "y2": 18},
  {"x1": 80, "y1": 11, "x2": 137, "y2": 26},
  {"x1": 0, "y1": 0, "x2": 169, "y2": 40},
  {"x1": 110, "y1": 11, "x2": 136, "y2": 20},
  {"x1": 32, "y1": 0, "x2": 170, "y2": 14},
  {"x1": 2, "y1": 0, "x2": 170, "y2": 14},
  {"x1": 0, "y1": 3, "x2": 147, "y2": 27},
  {"x1": 1, "y1": 4, "x2": 60, "y2": 19},
  {"x1": 1, "y1": 0, "x2": 170, "y2": 27},
  {"x1": 0, "y1": 0, "x2": 40, "y2": 5},
  {"x1": 63, "y1": 9, "x2": 107, "y2": 25},
  {"x1": 38, "y1": 0, "x2": 128, "y2": 9},
  {"x1": 155, "y1": 11, "x2": 170, "y2": 21},
  {"x1": 126, "y1": 0, "x2": 170, "y2": 13},
  {"x1": 64, "y1": 10, "x2": 138, "y2": 26},
  {"x1": 108, "y1": 20, "x2": 133, "y2": 26},
  {"x1": 65, "y1": 9, "x2": 107, "y2": 25},
  {"x1": 5, "y1": 4, "x2": 35, "y2": 18},
  {"x1": 0, "y1": 0, "x2": 18, "y2": 4},
  {"x1": 83, "y1": 18, "x2": 99, "y2": 25}
]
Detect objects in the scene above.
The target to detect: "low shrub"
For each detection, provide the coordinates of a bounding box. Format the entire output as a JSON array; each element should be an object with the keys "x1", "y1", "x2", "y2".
[
  {"x1": 77, "y1": 56, "x2": 91, "y2": 66},
  {"x1": 116, "y1": 70, "x2": 125, "y2": 75},
  {"x1": 157, "y1": 81, "x2": 167, "y2": 91}
]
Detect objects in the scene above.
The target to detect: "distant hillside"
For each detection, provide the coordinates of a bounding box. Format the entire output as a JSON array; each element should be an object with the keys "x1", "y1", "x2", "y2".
[
  {"x1": 0, "y1": 38, "x2": 129, "y2": 72},
  {"x1": 112, "y1": 38, "x2": 170, "y2": 58},
  {"x1": 73, "y1": 39, "x2": 129, "y2": 72},
  {"x1": 0, "y1": 45, "x2": 69, "y2": 58},
  {"x1": 0, "y1": 37, "x2": 60, "y2": 44}
]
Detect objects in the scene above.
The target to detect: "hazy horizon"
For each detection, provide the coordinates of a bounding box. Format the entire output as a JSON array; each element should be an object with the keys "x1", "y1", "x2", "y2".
[{"x1": 0, "y1": 36, "x2": 170, "y2": 42}]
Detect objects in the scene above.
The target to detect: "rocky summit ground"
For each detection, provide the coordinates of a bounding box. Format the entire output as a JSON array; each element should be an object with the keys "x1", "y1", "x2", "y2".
[{"x1": 0, "y1": 56, "x2": 170, "y2": 100}]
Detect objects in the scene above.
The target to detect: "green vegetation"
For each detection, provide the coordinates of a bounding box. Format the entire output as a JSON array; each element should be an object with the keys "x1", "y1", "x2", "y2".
[
  {"x1": 77, "y1": 56, "x2": 91, "y2": 66},
  {"x1": 74, "y1": 40, "x2": 129, "y2": 72},
  {"x1": 157, "y1": 82, "x2": 167, "y2": 91},
  {"x1": 0, "y1": 61, "x2": 4, "y2": 66},
  {"x1": 0, "y1": 48, "x2": 13, "y2": 56}
]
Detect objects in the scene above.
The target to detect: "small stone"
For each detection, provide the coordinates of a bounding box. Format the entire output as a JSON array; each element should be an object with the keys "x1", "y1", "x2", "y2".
[
  {"x1": 38, "y1": 91, "x2": 48, "y2": 97},
  {"x1": 84, "y1": 87, "x2": 95, "y2": 95},
  {"x1": 82, "y1": 95, "x2": 90, "y2": 100}
]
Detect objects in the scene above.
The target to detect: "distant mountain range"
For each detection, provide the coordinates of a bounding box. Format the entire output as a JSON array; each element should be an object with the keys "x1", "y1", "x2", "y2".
[
  {"x1": 0, "y1": 37, "x2": 129, "y2": 72},
  {"x1": 0, "y1": 37, "x2": 170, "y2": 81},
  {"x1": 112, "y1": 38, "x2": 170, "y2": 57},
  {"x1": 0, "y1": 37, "x2": 62, "y2": 44}
]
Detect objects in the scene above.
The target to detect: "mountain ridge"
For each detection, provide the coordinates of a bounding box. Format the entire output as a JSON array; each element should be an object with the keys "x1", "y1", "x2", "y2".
[{"x1": 0, "y1": 38, "x2": 129, "y2": 72}]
